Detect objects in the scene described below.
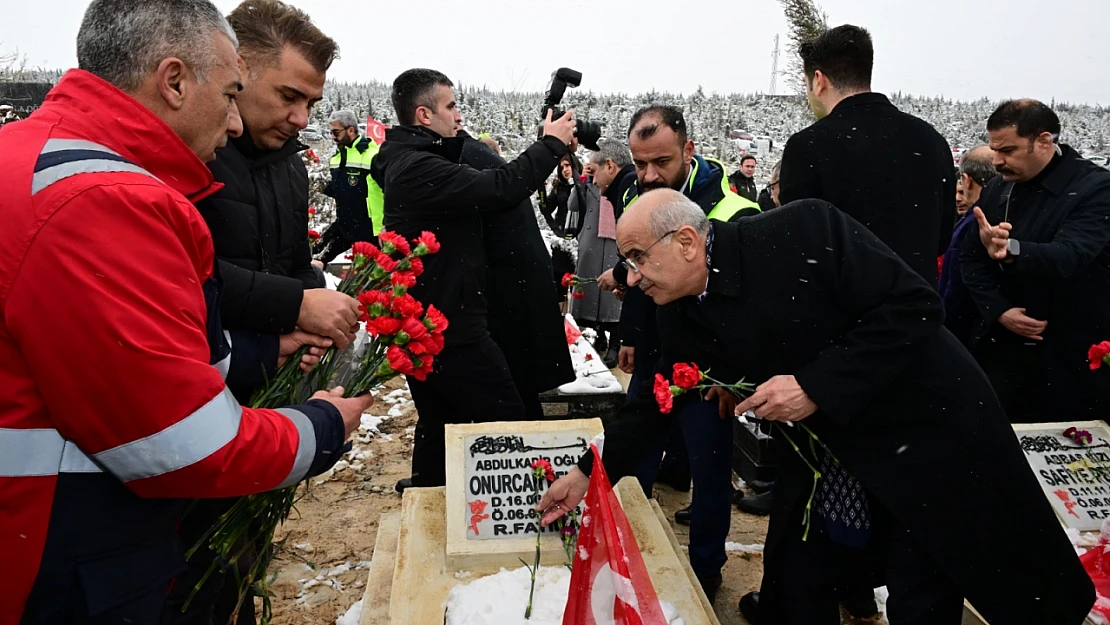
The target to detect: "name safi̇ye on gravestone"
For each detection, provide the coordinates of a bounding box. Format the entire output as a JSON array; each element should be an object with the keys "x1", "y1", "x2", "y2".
[
  {"x1": 443, "y1": 419, "x2": 602, "y2": 571},
  {"x1": 1014, "y1": 421, "x2": 1110, "y2": 531}
]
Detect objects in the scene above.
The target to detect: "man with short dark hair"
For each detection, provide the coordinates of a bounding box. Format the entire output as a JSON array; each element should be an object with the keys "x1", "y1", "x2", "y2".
[
  {"x1": 939, "y1": 146, "x2": 996, "y2": 345},
  {"x1": 371, "y1": 68, "x2": 576, "y2": 488},
  {"x1": 962, "y1": 99, "x2": 1110, "y2": 422},
  {"x1": 313, "y1": 109, "x2": 386, "y2": 263},
  {"x1": 0, "y1": 1, "x2": 371, "y2": 621},
  {"x1": 780, "y1": 24, "x2": 956, "y2": 286},
  {"x1": 729, "y1": 154, "x2": 759, "y2": 202}
]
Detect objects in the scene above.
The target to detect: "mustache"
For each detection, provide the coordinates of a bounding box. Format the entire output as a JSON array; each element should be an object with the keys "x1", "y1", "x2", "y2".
[{"x1": 997, "y1": 166, "x2": 1016, "y2": 175}]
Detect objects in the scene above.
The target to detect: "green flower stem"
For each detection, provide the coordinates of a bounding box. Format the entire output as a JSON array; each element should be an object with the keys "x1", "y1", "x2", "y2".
[{"x1": 524, "y1": 469, "x2": 545, "y2": 620}]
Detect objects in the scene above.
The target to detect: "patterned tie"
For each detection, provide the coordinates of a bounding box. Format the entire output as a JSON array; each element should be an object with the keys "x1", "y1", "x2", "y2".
[{"x1": 814, "y1": 448, "x2": 872, "y2": 549}]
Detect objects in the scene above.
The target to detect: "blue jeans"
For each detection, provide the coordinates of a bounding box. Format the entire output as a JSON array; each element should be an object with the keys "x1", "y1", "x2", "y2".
[{"x1": 630, "y1": 391, "x2": 734, "y2": 581}]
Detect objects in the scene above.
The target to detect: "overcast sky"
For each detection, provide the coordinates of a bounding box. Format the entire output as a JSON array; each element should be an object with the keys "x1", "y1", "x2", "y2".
[{"x1": 2, "y1": 0, "x2": 1108, "y2": 105}]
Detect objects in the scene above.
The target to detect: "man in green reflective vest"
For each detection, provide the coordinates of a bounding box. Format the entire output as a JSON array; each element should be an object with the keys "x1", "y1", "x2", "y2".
[
  {"x1": 595, "y1": 104, "x2": 759, "y2": 602},
  {"x1": 315, "y1": 109, "x2": 385, "y2": 263}
]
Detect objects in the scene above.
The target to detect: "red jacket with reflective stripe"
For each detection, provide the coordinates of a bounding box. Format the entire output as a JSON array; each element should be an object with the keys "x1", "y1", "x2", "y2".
[{"x1": 0, "y1": 71, "x2": 326, "y2": 622}]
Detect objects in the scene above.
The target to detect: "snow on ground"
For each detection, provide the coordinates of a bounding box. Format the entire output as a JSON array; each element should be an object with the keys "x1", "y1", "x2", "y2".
[
  {"x1": 315, "y1": 382, "x2": 413, "y2": 485},
  {"x1": 559, "y1": 315, "x2": 623, "y2": 395},
  {"x1": 724, "y1": 542, "x2": 764, "y2": 554},
  {"x1": 445, "y1": 566, "x2": 685, "y2": 625},
  {"x1": 336, "y1": 599, "x2": 363, "y2": 625}
]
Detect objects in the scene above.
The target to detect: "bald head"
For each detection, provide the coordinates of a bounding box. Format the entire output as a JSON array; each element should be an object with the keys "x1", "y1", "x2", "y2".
[
  {"x1": 959, "y1": 145, "x2": 997, "y2": 209},
  {"x1": 618, "y1": 189, "x2": 710, "y2": 305}
]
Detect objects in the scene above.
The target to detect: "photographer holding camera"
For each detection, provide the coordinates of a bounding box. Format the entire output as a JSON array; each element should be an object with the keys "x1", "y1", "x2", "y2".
[{"x1": 370, "y1": 68, "x2": 577, "y2": 489}]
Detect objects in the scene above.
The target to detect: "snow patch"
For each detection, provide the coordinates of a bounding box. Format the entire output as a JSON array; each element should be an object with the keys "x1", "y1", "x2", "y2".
[{"x1": 336, "y1": 599, "x2": 363, "y2": 625}]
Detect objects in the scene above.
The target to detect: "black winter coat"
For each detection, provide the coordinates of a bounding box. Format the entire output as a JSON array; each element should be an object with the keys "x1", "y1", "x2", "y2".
[
  {"x1": 370, "y1": 126, "x2": 567, "y2": 347},
  {"x1": 459, "y1": 134, "x2": 574, "y2": 395},
  {"x1": 586, "y1": 202, "x2": 1093, "y2": 625},
  {"x1": 728, "y1": 170, "x2": 758, "y2": 203},
  {"x1": 961, "y1": 145, "x2": 1110, "y2": 419},
  {"x1": 197, "y1": 131, "x2": 321, "y2": 335},
  {"x1": 780, "y1": 92, "x2": 956, "y2": 286}
]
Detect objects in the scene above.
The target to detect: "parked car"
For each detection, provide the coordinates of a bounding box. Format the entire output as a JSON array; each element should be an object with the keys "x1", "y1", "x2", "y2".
[
  {"x1": 1088, "y1": 155, "x2": 1109, "y2": 169},
  {"x1": 300, "y1": 125, "x2": 324, "y2": 142}
]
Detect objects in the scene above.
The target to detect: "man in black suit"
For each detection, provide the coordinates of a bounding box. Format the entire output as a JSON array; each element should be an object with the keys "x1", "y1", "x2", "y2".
[
  {"x1": 370, "y1": 69, "x2": 576, "y2": 487},
  {"x1": 780, "y1": 24, "x2": 956, "y2": 286},
  {"x1": 539, "y1": 189, "x2": 1093, "y2": 625}
]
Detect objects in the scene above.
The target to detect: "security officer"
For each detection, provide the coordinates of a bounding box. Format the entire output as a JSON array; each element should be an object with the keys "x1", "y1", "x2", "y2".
[{"x1": 315, "y1": 109, "x2": 385, "y2": 263}]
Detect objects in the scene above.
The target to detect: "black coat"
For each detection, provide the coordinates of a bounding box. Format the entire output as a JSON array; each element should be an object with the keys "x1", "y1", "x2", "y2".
[
  {"x1": 197, "y1": 131, "x2": 321, "y2": 334},
  {"x1": 587, "y1": 201, "x2": 1093, "y2": 625},
  {"x1": 370, "y1": 126, "x2": 567, "y2": 347},
  {"x1": 780, "y1": 92, "x2": 956, "y2": 286},
  {"x1": 961, "y1": 145, "x2": 1110, "y2": 419},
  {"x1": 458, "y1": 135, "x2": 574, "y2": 396},
  {"x1": 728, "y1": 170, "x2": 758, "y2": 203}
]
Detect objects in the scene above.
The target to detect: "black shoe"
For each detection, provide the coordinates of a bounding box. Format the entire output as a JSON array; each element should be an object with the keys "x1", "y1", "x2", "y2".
[
  {"x1": 395, "y1": 478, "x2": 413, "y2": 493},
  {"x1": 674, "y1": 505, "x2": 692, "y2": 526},
  {"x1": 749, "y1": 479, "x2": 775, "y2": 494},
  {"x1": 602, "y1": 346, "x2": 619, "y2": 369},
  {"x1": 739, "y1": 591, "x2": 761, "y2": 624},
  {"x1": 736, "y1": 490, "x2": 773, "y2": 516},
  {"x1": 696, "y1": 571, "x2": 722, "y2": 604}
]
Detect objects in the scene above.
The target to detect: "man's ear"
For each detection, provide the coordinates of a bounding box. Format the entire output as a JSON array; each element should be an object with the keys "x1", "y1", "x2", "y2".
[
  {"x1": 155, "y1": 57, "x2": 189, "y2": 111},
  {"x1": 677, "y1": 226, "x2": 701, "y2": 260}
]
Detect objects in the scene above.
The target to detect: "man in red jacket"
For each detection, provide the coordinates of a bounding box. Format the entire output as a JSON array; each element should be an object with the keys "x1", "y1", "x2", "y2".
[{"x1": 0, "y1": 1, "x2": 372, "y2": 623}]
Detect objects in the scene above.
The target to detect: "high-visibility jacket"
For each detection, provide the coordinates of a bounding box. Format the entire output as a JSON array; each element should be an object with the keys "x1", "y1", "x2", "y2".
[
  {"x1": 0, "y1": 70, "x2": 345, "y2": 623},
  {"x1": 622, "y1": 154, "x2": 761, "y2": 222},
  {"x1": 326, "y1": 136, "x2": 385, "y2": 236}
]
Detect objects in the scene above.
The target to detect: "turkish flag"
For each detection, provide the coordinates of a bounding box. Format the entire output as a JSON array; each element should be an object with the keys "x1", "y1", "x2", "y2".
[
  {"x1": 563, "y1": 445, "x2": 667, "y2": 625},
  {"x1": 366, "y1": 116, "x2": 387, "y2": 144}
]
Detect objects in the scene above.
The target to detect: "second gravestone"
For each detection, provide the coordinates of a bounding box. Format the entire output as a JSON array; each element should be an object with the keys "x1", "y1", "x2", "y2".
[
  {"x1": 1014, "y1": 420, "x2": 1110, "y2": 531},
  {"x1": 443, "y1": 418, "x2": 603, "y2": 572}
]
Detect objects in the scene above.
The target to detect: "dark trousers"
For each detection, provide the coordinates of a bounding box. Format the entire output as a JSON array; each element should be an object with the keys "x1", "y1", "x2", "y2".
[
  {"x1": 630, "y1": 394, "x2": 732, "y2": 582},
  {"x1": 762, "y1": 495, "x2": 963, "y2": 625},
  {"x1": 407, "y1": 337, "x2": 526, "y2": 487},
  {"x1": 161, "y1": 499, "x2": 257, "y2": 625},
  {"x1": 974, "y1": 335, "x2": 1044, "y2": 423}
]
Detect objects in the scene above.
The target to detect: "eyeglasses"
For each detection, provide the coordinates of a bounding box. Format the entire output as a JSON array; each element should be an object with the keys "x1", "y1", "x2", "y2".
[
  {"x1": 330, "y1": 129, "x2": 344, "y2": 137},
  {"x1": 622, "y1": 230, "x2": 678, "y2": 274}
]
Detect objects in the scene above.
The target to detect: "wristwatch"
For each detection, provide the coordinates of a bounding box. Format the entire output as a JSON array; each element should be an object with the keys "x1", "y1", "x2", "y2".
[{"x1": 1006, "y1": 239, "x2": 1021, "y2": 260}]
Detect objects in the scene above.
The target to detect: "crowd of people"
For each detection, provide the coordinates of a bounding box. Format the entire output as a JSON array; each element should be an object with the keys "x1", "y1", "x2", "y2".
[{"x1": 2, "y1": 2, "x2": 1109, "y2": 625}]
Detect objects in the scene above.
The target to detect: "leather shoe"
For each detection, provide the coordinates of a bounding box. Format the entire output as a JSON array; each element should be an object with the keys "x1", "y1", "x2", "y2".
[
  {"x1": 395, "y1": 478, "x2": 413, "y2": 493},
  {"x1": 736, "y1": 490, "x2": 773, "y2": 516},
  {"x1": 696, "y1": 571, "x2": 722, "y2": 604},
  {"x1": 748, "y1": 479, "x2": 775, "y2": 494},
  {"x1": 738, "y1": 591, "x2": 761, "y2": 624},
  {"x1": 674, "y1": 505, "x2": 692, "y2": 526}
]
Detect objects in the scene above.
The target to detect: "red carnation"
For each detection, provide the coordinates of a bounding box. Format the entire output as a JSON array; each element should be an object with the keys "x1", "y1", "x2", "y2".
[
  {"x1": 357, "y1": 290, "x2": 391, "y2": 321},
  {"x1": 562, "y1": 273, "x2": 574, "y2": 288},
  {"x1": 308, "y1": 229, "x2": 321, "y2": 242},
  {"x1": 308, "y1": 206, "x2": 316, "y2": 216},
  {"x1": 654, "y1": 373, "x2": 674, "y2": 414},
  {"x1": 349, "y1": 242, "x2": 379, "y2": 266},
  {"x1": 391, "y1": 293, "x2": 424, "y2": 318},
  {"x1": 413, "y1": 231, "x2": 441, "y2": 256},
  {"x1": 374, "y1": 251, "x2": 399, "y2": 273},
  {"x1": 401, "y1": 316, "x2": 429, "y2": 342},
  {"x1": 391, "y1": 271, "x2": 418, "y2": 290},
  {"x1": 1089, "y1": 341, "x2": 1110, "y2": 370},
  {"x1": 672, "y1": 363, "x2": 702, "y2": 390},
  {"x1": 531, "y1": 458, "x2": 556, "y2": 482},
  {"x1": 572, "y1": 290, "x2": 585, "y2": 299},
  {"x1": 410, "y1": 354, "x2": 435, "y2": 381},
  {"x1": 387, "y1": 345, "x2": 416, "y2": 376},
  {"x1": 408, "y1": 257, "x2": 425, "y2": 277},
  {"x1": 423, "y1": 305, "x2": 449, "y2": 334},
  {"x1": 367, "y1": 316, "x2": 403, "y2": 337},
  {"x1": 379, "y1": 231, "x2": 412, "y2": 257}
]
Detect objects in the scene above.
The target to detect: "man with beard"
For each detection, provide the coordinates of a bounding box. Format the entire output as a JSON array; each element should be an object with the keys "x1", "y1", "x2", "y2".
[
  {"x1": 314, "y1": 109, "x2": 385, "y2": 263},
  {"x1": 962, "y1": 99, "x2": 1110, "y2": 422},
  {"x1": 596, "y1": 105, "x2": 759, "y2": 601},
  {"x1": 539, "y1": 189, "x2": 1094, "y2": 625}
]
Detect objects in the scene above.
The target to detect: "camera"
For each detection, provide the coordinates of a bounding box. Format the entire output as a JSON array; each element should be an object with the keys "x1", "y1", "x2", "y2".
[{"x1": 540, "y1": 68, "x2": 602, "y2": 151}]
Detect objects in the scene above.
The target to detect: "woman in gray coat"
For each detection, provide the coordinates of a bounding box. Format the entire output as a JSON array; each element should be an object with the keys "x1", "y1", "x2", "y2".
[{"x1": 569, "y1": 139, "x2": 635, "y2": 367}]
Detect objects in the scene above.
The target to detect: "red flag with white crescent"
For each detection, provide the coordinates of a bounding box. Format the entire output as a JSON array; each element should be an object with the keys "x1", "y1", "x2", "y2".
[
  {"x1": 366, "y1": 116, "x2": 387, "y2": 144},
  {"x1": 563, "y1": 445, "x2": 667, "y2": 625}
]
